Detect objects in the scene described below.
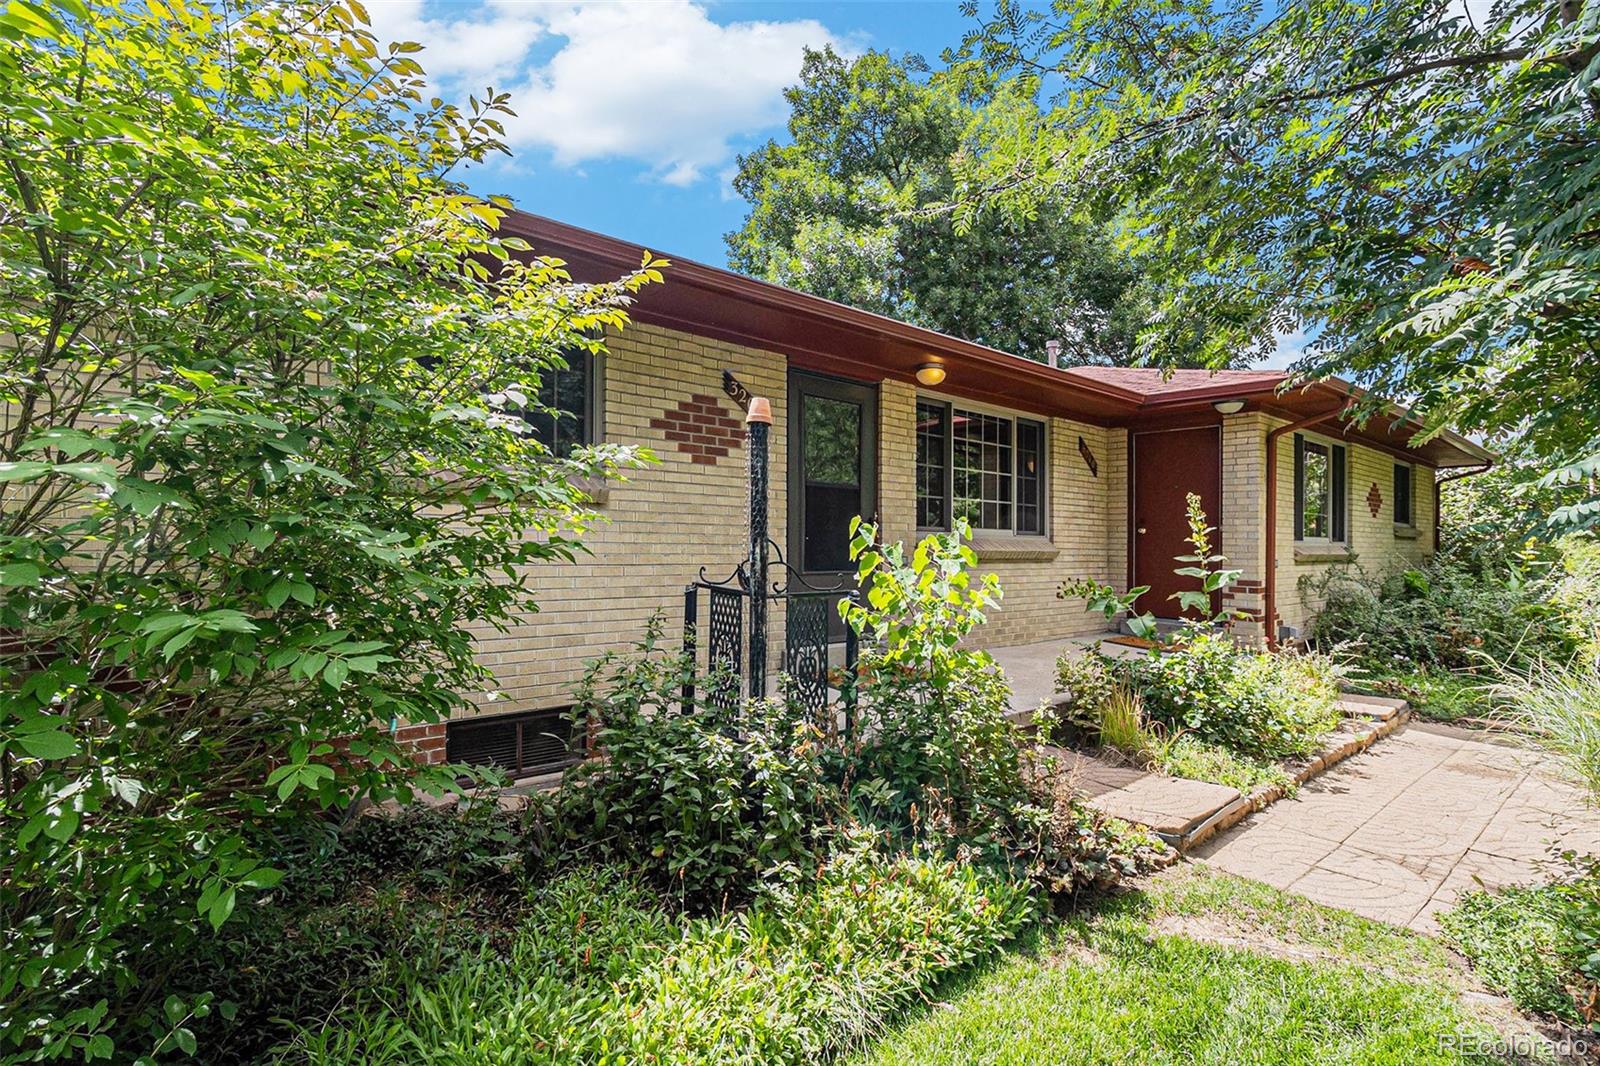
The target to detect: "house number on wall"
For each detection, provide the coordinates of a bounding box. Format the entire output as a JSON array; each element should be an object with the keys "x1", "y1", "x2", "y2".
[{"x1": 722, "y1": 369, "x2": 753, "y2": 411}]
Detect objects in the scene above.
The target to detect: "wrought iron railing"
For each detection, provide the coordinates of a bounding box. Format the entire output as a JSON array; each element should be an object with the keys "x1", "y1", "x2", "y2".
[
  {"x1": 680, "y1": 393, "x2": 860, "y2": 738},
  {"x1": 682, "y1": 549, "x2": 859, "y2": 736}
]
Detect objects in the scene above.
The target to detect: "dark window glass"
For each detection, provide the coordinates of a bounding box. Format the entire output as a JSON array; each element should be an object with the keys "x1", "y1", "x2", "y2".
[
  {"x1": 1300, "y1": 439, "x2": 1330, "y2": 539},
  {"x1": 1016, "y1": 419, "x2": 1045, "y2": 534},
  {"x1": 524, "y1": 353, "x2": 592, "y2": 457},
  {"x1": 1393, "y1": 463, "x2": 1413, "y2": 526},
  {"x1": 802, "y1": 394, "x2": 861, "y2": 572},
  {"x1": 916, "y1": 402, "x2": 948, "y2": 529},
  {"x1": 446, "y1": 708, "x2": 578, "y2": 779},
  {"x1": 952, "y1": 409, "x2": 1013, "y2": 532}
]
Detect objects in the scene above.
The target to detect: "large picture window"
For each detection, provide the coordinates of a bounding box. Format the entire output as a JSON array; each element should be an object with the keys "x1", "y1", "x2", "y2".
[
  {"x1": 1294, "y1": 433, "x2": 1347, "y2": 543},
  {"x1": 917, "y1": 399, "x2": 1046, "y2": 535}
]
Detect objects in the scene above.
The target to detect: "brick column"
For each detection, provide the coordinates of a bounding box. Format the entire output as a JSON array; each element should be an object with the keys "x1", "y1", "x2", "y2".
[
  {"x1": 1220, "y1": 412, "x2": 1269, "y2": 645},
  {"x1": 877, "y1": 378, "x2": 917, "y2": 549}
]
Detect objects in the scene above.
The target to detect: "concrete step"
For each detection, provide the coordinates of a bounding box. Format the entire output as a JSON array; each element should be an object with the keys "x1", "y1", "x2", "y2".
[{"x1": 1336, "y1": 692, "x2": 1410, "y2": 722}]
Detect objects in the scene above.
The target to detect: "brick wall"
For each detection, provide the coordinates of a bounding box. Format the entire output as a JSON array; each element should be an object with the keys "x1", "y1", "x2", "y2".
[
  {"x1": 461, "y1": 322, "x2": 789, "y2": 714},
  {"x1": 1220, "y1": 414, "x2": 1436, "y2": 642},
  {"x1": 1270, "y1": 419, "x2": 1435, "y2": 637}
]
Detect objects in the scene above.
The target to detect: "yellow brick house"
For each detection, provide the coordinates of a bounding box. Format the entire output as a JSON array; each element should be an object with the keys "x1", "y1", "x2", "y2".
[{"x1": 413, "y1": 212, "x2": 1492, "y2": 778}]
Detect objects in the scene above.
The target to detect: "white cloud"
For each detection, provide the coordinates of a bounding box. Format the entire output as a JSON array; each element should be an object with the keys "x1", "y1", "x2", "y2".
[
  {"x1": 362, "y1": 0, "x2": 844, "y2": 186},
  {"x1": 363, "y1": 0, "x2": 548, "y2": 86}
]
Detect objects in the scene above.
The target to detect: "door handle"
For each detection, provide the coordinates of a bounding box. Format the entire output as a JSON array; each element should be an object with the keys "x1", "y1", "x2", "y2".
[{"x1": 1137, "y1": 526, "x2": 1147, "y2": 534}]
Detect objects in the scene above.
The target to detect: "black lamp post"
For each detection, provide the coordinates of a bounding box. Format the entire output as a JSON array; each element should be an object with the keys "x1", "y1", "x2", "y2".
[{"x1": 744, "y1": 396, "x2": 772, "y2": 700}]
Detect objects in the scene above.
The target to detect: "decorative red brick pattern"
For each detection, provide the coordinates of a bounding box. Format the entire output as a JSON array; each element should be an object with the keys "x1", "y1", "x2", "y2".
[
  {"x1": 648, "y1": 393, "x2": 745, "y2": 465},
  {"x1": 1366, "y1": 481, "x2": 1383, "y2": 518}
]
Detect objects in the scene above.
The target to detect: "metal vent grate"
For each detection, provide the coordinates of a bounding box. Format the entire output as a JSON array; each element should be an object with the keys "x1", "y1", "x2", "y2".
[{"x1": 446, "y1": 707, "x2": 578, "y2": 779}]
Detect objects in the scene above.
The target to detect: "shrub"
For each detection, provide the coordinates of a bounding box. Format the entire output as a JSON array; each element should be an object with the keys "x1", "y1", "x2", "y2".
[
  {"x1": 1113, "y1": 632, "x2": 1342, "y2": 759},
  {"x1": 1303, "y1": 546, "x2": 1577, "y2": 673},
  {"x1": 141, "y1": 802, "x2": 534, "y2": 1063},
  {"x1": 274, "y1": 843, "x2": 1037, "y2": 1066},
  {"x1": 1052, "y1": 651, "x2": 1117, "y2": 739},
  {"x1": 1441, "y1": 856, "x2": 1600, "y2": 1026},
  {"x1": 546, "y1": 618, "x2": 842, "y2": 910},
  {"x1": 842, "y1": 519, "x2": 1163, "y2": 892}
]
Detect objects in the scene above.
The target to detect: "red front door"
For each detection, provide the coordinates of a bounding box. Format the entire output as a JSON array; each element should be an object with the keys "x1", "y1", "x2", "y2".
[{"x1": 1133, "y1": 427, "x2": 1222, "y2": 620}]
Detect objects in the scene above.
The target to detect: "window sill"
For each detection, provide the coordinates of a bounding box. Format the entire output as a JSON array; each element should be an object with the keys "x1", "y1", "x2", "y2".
[
  {"x1": 571, "y1": 475, "x2": 610, "y2": 506},
  {"x1": 969, "y1": 536, "x2": 1060, "y2": 562},
  {"x1": 1293, "y1": 544, "x2": 1354, "y2": 564},
  {"x1": 1393, "y1": 524, "x2": 1420, "y2": 539}
]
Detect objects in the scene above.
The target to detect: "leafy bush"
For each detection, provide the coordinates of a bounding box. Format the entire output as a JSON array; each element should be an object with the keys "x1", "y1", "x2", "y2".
[
  {"x1": 133, "y1": 802, "x2": 534, "y2": 1063},
  {"x1": 1050, "y1": 656, "x2": 1294, "y2": 795},
  {"x1": 547, "y1": 618, "x2": 841, "y2": 909},
  {"x1": 842, "y1": 519, "x2": 1162, "y2": 892},
  {"x1": 1312, "y1": 544, "x2": 1574, "y2": 669},
  {"x1": 1111, "y1": 631, "x2": 1342, "y2": 759},
  {"x1": 1441, "y1": 856, "x2": 1600, "y2": 1026},
  {"x1": 274, "y1": 842, "x2": 1037, "y2": 1065},
  {"x1": 0, "y1": 1, "x2": 662, "y2": 1057},
  {"x1": 1052, "y1": 652, "x2": 1117, "y2": 739}
]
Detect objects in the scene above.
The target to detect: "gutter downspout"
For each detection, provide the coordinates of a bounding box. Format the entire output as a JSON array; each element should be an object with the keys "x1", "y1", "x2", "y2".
[
  {"x1": 1433, "y1": 461, "x2": 1494, "y2": 554},
  {"x1": 1264, "y1": 402, "x2": 1354, "y2": 649}
]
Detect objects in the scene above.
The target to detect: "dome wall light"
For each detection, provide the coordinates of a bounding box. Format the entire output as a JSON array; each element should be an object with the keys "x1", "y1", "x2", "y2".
[
  {"x1": 915, "y1": 362, "x2": 947, "y2": 386},
  {"x1": 1213, "y1": 399, "x2": 1246, "y2": 415}
]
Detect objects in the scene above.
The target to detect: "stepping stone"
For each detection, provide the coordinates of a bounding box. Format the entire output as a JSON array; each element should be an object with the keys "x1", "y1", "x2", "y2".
[
  {"x1": 1336, "y1": 697, "x2": 1404, "y2": 721},
  {"x1": 1091, "y1": 775, "x2": 1241, "y2": 838}
]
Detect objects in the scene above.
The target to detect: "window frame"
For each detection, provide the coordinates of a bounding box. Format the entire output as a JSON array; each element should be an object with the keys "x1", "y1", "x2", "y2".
[
  {"x1": 915, "y1": 394, "x2": 1048, "y2": 538},
  {"x1": 1293, "y1": 431, "x2": 1348, "y2": 546},
  {"x1": 521, "y1": 350, "x2": 604, "y2": 457},
  {"x1": 1393, "y1": 461, "x2": 1415, "y2": 529}
]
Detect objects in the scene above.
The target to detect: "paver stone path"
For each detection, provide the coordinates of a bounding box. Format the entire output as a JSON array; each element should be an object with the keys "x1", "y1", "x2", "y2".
[{"x1": 1193, "y1": 722, "x2": 1600, "y2": 932}]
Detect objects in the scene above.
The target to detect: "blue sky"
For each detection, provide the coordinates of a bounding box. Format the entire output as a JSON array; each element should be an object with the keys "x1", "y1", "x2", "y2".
[
  {"x1": 370, "y1": 1, "x2": 971, "y2": 265},
  {"x1": 370, "y1": 0, "x2": 1304, "y2": 368}
]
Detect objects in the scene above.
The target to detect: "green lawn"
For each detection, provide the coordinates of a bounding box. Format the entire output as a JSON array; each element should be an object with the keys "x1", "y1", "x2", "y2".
[{"x1": 851, "y1": 865, "x2": 1543, "y2": 1066}]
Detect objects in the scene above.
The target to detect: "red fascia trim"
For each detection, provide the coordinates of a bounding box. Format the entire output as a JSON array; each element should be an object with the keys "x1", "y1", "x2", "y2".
[{"x1": 498, "y1": 211, "x2": 1146, "y2": 413}]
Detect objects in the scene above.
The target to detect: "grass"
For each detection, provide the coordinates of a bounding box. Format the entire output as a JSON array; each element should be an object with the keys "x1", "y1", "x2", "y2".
[
  {"x1": 1493, "y1": 656, "x2": 1600, "y2": 798},
  {"x1": 850, "y1": 865, "x2": 1539, "y2": 1066},
  {"x1": 1349, "y1": 663, "x2": 1493, "y2": 724},
  {"x1": 1155, "y1": 733, "x2": 1294, "y2": 796}
]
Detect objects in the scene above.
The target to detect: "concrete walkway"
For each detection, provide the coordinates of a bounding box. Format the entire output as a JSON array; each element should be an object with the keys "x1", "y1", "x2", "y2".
[{"x1": 1193, "y1": 722, "x2": 1600, "y2": 932}]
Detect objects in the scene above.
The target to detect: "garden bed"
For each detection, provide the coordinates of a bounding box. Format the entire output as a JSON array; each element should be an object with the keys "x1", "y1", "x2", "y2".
[{"x1": 1042, "y1": 691, "x2": 1411, "y2": 851}]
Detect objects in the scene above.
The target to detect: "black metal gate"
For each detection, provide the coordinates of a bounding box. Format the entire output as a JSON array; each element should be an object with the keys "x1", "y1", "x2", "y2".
[
  {"x1": 681, "y1": 386, "x2": 859, "y2": 738},
  {"x1": 682, "y1": 556, "x2": 859, "y2": 733}
]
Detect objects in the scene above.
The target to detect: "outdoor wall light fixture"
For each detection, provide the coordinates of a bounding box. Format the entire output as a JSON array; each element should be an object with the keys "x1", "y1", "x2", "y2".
[
  {"x1": 1213, "y1": 399, "x2": 1246, "y2": 415},
  {"x1": 915, "y1": 362, "x2": 947, "y2": 386}
]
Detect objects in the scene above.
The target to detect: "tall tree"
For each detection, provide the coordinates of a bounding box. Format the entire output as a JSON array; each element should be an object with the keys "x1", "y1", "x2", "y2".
[
  {"x1": 954, "y1": 0, "x2": 1600, "y2": 527},
  {"x1": 728, "y1": 47, "x2": 1160, "y2": 367},
  {"x1": 0, "y1": 0, "x2": 658, "y2": 1056}
]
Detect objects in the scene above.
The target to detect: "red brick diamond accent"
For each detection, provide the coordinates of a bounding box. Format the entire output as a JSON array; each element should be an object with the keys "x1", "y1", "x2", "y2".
[
  {"x1": 1366, "y1": 481, "x2": 1383, "y2": 517},
  {"x1": 649, "y1": 393, "x2": 746, "y2": 465}
]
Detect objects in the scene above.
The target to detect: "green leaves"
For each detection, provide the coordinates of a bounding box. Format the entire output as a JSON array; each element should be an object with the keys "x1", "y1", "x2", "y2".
[
  {"x1": 0, "y1": 0, "x2": 662, "y2": 1057},
  {"x1": 963, "y1": 0, "x2": 1599, "y2": 498}
]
